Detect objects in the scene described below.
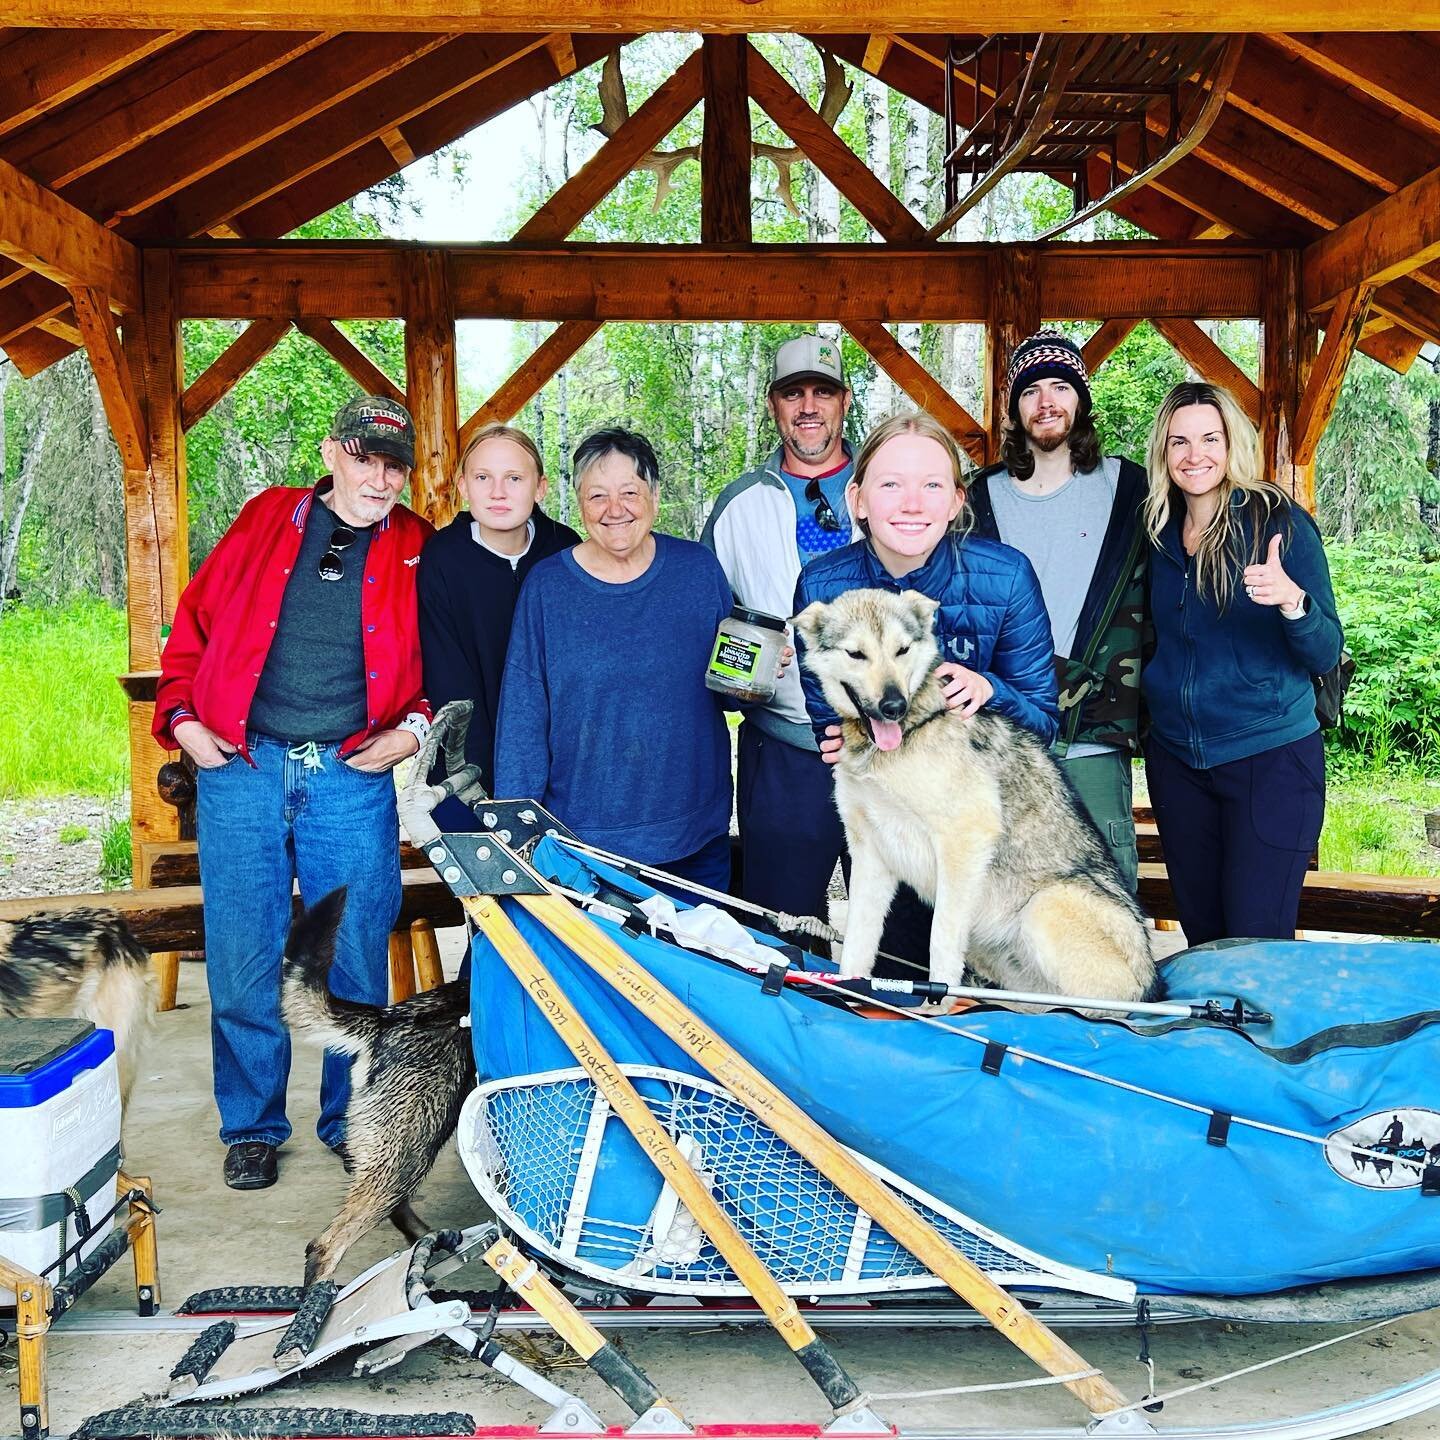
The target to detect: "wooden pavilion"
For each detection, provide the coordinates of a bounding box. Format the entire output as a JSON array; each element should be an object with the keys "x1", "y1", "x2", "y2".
[{"x1": 1, "y1": 7, "x2": 1438, "y2": 876}]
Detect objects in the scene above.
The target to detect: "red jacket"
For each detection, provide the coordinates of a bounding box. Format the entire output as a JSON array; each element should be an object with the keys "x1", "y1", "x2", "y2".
[{"x1": 155, "y1": 481, "x2": 433, "y2": 759}]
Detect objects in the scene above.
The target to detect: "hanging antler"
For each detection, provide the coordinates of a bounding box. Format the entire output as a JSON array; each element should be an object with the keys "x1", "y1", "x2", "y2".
[{"x1": 593, "y1": 47, "x2": 853, "y2": 218}]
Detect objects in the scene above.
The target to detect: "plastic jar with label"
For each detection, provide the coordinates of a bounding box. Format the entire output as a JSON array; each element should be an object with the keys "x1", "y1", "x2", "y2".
[{"x1": 705, "y1": 606, "x2": 788, "y2": 704}]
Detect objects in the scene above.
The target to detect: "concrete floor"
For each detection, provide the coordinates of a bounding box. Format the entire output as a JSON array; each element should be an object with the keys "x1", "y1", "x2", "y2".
[{"x1": 5, "y1": 926, "x2": 1438, "y2": 1439}]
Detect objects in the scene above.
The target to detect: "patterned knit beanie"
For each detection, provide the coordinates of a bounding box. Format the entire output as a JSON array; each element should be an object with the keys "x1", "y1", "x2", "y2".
[{"x1": 1005, "y1": 330, "x2": 1092, "y2": 423}]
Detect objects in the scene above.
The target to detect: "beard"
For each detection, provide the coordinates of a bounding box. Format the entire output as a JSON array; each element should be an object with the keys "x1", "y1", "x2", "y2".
[
  {"x1": 782, "y1": 419, "x2": 838, "y2": 462},
  {"x1": 1025, "y1": 414, "x2": 1073, "y2": 454}
]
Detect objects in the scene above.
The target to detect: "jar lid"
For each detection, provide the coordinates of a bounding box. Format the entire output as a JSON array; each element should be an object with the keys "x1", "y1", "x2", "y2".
[{"x1": 728, "y1": 605, "x2": 788, "y2": 634}]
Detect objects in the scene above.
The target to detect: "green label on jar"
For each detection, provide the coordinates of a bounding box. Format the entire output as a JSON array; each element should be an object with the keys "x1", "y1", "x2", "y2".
[{"x1": 709, "y1": 632, "x2": 762, "y2": 681}]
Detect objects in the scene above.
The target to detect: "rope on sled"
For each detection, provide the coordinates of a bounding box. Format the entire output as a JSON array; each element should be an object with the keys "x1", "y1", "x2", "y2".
[
  {"x1": 871, "y1": 1368, "x2": 1102, "y2": 1400},
  {"x1": 546, "y1": 839, "x2": 1427, "y2": 1182},
  {"x1": 1092, "y1": 1316, "x2": 1398, "y2": 1419}
]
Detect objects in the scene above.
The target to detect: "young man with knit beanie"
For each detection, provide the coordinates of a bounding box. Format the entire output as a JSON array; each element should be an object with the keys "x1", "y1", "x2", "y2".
[{"x1": 968, "y1": 330, "x2": 1148, "y2": 891}]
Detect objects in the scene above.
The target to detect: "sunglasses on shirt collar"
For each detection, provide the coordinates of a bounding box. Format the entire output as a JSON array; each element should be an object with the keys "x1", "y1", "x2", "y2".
[
  {"x1": 805, "y1": 477, "x2": 843, "y2": 533},
  {"x1": 318, "y1": 524, "x2": 357, "y2": 582}
]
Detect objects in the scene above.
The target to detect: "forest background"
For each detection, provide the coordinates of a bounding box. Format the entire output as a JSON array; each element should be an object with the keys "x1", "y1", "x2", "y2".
[{"x1": 2, "y1": 35, "x2": 1438, "y2": 886}]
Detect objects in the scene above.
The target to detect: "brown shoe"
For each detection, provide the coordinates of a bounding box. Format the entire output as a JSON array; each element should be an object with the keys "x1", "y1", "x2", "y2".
[{"x1": 223, "y1": 1141, "x2": 278, "y2": 1190}]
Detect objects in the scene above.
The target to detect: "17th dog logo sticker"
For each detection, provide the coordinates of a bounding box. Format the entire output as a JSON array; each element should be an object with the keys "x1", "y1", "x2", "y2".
[{"x1": 1324, "y1": 1108, "x2": 1440, "y2": 1189}]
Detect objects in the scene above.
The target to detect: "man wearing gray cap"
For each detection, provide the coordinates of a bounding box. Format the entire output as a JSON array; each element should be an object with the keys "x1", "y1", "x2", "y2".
[
  {"x1": 701, "y1": 335, "x2": 854, "y2": 921},
  {"x1": 155, "y1": 394, "x2": 434, "y2": 1191}
]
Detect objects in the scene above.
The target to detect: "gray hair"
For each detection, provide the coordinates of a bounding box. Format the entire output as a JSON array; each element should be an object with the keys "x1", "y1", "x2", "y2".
[{"x1": 571, "y1": 427, "x2": 661, "y2": 492}]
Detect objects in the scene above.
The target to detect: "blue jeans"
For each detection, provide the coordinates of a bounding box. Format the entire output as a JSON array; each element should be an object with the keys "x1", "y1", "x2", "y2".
[{"x1": 196, "y1": 734, "x2": 401, "y2": 1150}]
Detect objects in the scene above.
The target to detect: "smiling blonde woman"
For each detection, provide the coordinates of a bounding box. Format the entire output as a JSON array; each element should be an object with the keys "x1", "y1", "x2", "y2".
[{"x1": 1140, "y1": 381, "x2": 1344, "y2": 946}]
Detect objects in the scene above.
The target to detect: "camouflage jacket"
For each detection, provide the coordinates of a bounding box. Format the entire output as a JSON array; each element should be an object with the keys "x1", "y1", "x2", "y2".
[{"x1": 968, "y1": 458, "x2": 1148, "y2": 754}]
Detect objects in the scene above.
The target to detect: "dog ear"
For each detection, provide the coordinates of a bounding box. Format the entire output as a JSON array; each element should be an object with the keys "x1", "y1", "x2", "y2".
[
  {"x1": 899, "y1": 590, "x2": 941, "y2": 635},
  {"x1": 791, "y1": 600, "x2": 829, "y2": 647}
]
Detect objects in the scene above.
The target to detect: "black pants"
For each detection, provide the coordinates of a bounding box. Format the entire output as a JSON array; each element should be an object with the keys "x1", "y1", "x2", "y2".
[
  {"x1": 1144, "y1": 731, "x2": 1326, "y2": 947},
  {"x1": 736, "y1": 722, "x2": 846, "y2": 924}
]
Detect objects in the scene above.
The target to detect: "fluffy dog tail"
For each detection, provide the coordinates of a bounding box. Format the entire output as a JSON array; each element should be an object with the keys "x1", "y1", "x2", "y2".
[{"x1": 281, "y1": 887, "x2": 382, "y2": 1061}]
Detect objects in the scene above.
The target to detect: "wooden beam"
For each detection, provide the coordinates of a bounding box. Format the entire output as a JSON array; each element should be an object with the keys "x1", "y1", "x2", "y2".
[
  {"x1": 546, "y1": 32, "x2": 578, "y2": 76},
  {"x1": 1271, "y1": 33, "x2": 1440, "y2": 142},
  {"x1": 1149, "y1": 318, "x2": 1262, "y2": 425},
  {"x1": 985, "y1": 247, "x2": 1040, "y2": 462},
  {"x1": 179, "y1": 318, "x2": 289, "y2": 430},
  {"x1": 460, "y1": 320, "x2": 601, "y2": 450},
  {"x1": 1225, "y1": 38, "x2": 1440, "y2": 196},
  {"x1": 1303, "y1": 164, "x2": 1440, "y2": 313},
  {"x1": 156, "y1": 35, "x2": 547, "y2": 238},
  {"x1": 700, "y1": 36, "x2": 751, "y2": 246},
  {"x1": 63, "y1": 32, "x2": 450, "y2": 227},
  {"x1": 1292, "y1": 284, "x2": 1374, "y2": 468},
  {"x1": 1080, "y1": 318, "x2": 1140, "y2": 373},
  {"x1": 845, "y1": 321, "x2": 986, "y2": 464},
  {"x1": 1, "y1": 32, "x2": 331, "y2": 191},
  {"x1": 1358, "y1": 324, "x2": 1426, "y2": 375},
  {"x1": 0, "y1": 28, "x2": 181, "y2": 138},
  {"x1": 515, "y1": 49, "x2": 704, "y2": 244},
  {"x1": 403, "y1": 250, "x2": 458, "y2": 526},
  {"x1": 381, "y1": 127, "x2": 417, "y2": 168},
  {"x1": 860, "y1": 35, "x2": 892, "y2": 75},
  {"x1": 70, "y1": 286, "x2": 148, "y2": 470},
  {"x1": 295, "y1": 317, "x2": 406, "y2": 403},
  {"x1": 0, "y1": 153, "x2": 140, "y2": 310},
  {"x1": 171, "y1": 241, "x2": 1268, "y2": 324},
  {"x1": 1260, "y1": 249, "x2": 1317, "y2": 509},
  {"x1": 747, "y1": 45, "x2": 926, "y2": 245},
  {"x1": 0, "y1": 2, "x2": 1429, "y2": 30},
  {"x1": 239, "y1": 39, "x2": 618, "y2": 239}
]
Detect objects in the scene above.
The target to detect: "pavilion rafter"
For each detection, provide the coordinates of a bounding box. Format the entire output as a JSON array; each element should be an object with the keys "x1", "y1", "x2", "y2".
[
  {"x1": 295, "y1": 318, "x2": 406, "y2": 406},
  {"x1": 459, "y1": 319, "x2": 602, "y2": 448},
  {"x1": 70, "y1": 285, "x2": 148, "y2": 469},
  {"x1": 0, "y1": 27, "x2": 183, "y2": 138},
  {"x1": 152, "y1": 34, "x2": 549, "y2": 237},
  {"x1": 2, "y1": 1, "x2": 1430, "y2": 31},
  {"x1": 0, "y1": 32, "x2": 332, "y2": 192},
  {"x1": 1269, "y1": 33, "x2": 1440, "y2": 141},
  {"x1": 1149, "y1": 318, "x2": 1261, "y2": 425},
  {"x1": 1292, "y1": 282, "x2": 1374, "y2": 468}
]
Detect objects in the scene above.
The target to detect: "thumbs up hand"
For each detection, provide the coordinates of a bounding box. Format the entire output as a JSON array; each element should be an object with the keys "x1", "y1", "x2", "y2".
[{"x1": 1242, "y1": 533, "x2": 1305, "y2": 611}]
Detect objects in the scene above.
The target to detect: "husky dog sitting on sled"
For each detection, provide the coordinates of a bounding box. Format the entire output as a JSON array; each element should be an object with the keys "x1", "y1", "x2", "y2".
[{"x1": 794, "y1": 588, "x2": 1156, "y2": 1003}]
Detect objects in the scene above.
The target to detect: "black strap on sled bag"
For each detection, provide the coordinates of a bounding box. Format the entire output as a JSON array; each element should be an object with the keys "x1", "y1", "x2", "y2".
[{"x1": 1314, "y1": 647, "x2": 1356, "y2": 730}]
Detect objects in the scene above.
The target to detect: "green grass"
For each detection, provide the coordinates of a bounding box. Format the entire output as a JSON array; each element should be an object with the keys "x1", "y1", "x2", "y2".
[
  {"x1": 0, "y1": 601, "x2": 129, "y2": 798},
  {"x1": 57, "y1": 823, "x2": 90, "y2": 844},
  {"x1": 1320, "y1": 762, "x2": 1440, "y2": 877},
  {"x1": 99, "y1": 814, "x2": 133, "y2": 890}
]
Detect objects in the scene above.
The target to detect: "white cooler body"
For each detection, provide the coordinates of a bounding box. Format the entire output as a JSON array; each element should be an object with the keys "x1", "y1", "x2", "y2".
[{"x1": 0, "y1": 1026, "x2": 122, "y2": 1304}]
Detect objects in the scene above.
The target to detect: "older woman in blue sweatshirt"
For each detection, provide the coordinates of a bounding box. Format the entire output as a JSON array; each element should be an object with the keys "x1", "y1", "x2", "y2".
[
  {"x1": 494, "y1": 428, "x2": 734, "y2": 892},
  {"x1": 795, "y1": 412, "x2": 1059, "y2": 972},
  {"x1": 1141, "y1": 382, "x2": 1343, "y2": 945}
]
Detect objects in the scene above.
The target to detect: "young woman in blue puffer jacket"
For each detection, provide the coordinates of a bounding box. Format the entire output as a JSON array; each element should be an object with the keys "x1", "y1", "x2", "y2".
[
  {"x1": 794, "y1": 411, "x2": 1059, "y2": 972},
  {"x1": 1141, "y1": 382, "x2": 1343, "y2": 945}
]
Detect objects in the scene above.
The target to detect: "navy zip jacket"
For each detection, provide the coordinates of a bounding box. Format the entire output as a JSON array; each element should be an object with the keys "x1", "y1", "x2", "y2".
[
  {"x1": 793, "y1": 532, "x2": 1059, "y2": 745},
  {"x1": 417, "y1": 507, "x2": 580, "y2": 794},
  {"x1": 1143, "y1": 496, "x2": 1342, "y2": 770}
]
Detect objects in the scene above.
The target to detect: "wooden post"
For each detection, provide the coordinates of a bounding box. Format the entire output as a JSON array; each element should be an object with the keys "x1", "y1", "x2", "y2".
[
  {"x1": 388, "y1": 928, "x2": 417, "y2": 1003},
  {"x1": 700, "y1": 36, "x2": 751, "y2": 246},
  {"x1": 1261, "y1": 249, "x2": 1318, "y2": 511},
  {"x1": 984, "y1": 247, "x2": 1041, "y2": 465},
  {"x1": 410, "y1": 917, "x2": 445, "y2": 992},
  {"x1": 403, "y1": 248, "x2": 458, "y2": 526},
  {"x1": 117, "y1": 252, "x2": 188, "y2": 853}
]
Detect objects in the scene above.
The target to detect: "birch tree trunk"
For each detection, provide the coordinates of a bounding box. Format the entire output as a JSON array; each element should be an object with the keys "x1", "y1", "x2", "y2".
[
  {"x1": 897, "y1": 98, "x2": 929, "y2": 360},
  {"x1": 0, "y1": 414, "x2": 47, "y2": 610}
]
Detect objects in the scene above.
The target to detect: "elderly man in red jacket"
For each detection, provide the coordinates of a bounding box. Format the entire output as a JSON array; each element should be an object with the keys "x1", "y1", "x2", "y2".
[{"x1": 156, "y1": 396, "x2": 433, "y2": 1191}]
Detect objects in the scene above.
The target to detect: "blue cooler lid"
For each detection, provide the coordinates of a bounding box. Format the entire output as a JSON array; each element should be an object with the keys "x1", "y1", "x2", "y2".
[{"x1": 0, "y1": 1020, "x2": 116, "y2": 1108}]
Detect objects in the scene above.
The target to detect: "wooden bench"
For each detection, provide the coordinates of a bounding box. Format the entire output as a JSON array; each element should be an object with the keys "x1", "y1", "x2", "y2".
[
  {"x1": 128, "y1": 845, "x2": 452, "y2": 1010},
  {"x1": 4, "y1": 862, "x2": 1437, "y2": 947}
]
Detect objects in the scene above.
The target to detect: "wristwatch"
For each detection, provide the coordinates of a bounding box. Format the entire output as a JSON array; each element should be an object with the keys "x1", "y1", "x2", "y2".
[{"x1": 1280, "y1": 592, "x2": 1308, "y2": 620}]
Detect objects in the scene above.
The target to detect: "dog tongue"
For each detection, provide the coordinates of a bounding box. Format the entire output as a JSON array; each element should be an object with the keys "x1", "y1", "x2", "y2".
[{"x1": 870, "y1": 718, "x2": 904, "y2": 751}]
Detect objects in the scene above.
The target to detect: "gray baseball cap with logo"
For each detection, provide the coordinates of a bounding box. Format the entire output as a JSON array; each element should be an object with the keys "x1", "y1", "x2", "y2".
[
  {"x1": 769, "y1": 335, "x2": 847, "y2": 392},
  {"x1": 330, "y1": 395, "x2": 416, "y2": 469}
]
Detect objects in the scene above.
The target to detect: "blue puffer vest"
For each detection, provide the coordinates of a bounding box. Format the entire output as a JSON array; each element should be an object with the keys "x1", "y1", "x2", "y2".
[{"x1": 793, "y1": 532, "x2": 1060, "y2": 744}]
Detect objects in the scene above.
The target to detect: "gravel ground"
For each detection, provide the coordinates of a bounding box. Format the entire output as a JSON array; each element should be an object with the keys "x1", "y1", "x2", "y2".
[{"x1": 0, "y1": 791, "x2": 128, "y2": 902}]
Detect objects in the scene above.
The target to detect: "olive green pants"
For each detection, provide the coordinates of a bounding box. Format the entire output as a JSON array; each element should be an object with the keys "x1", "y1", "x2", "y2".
[{"x1": 1059, "y1": 749, "x2": 1139, "y2": 894}]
